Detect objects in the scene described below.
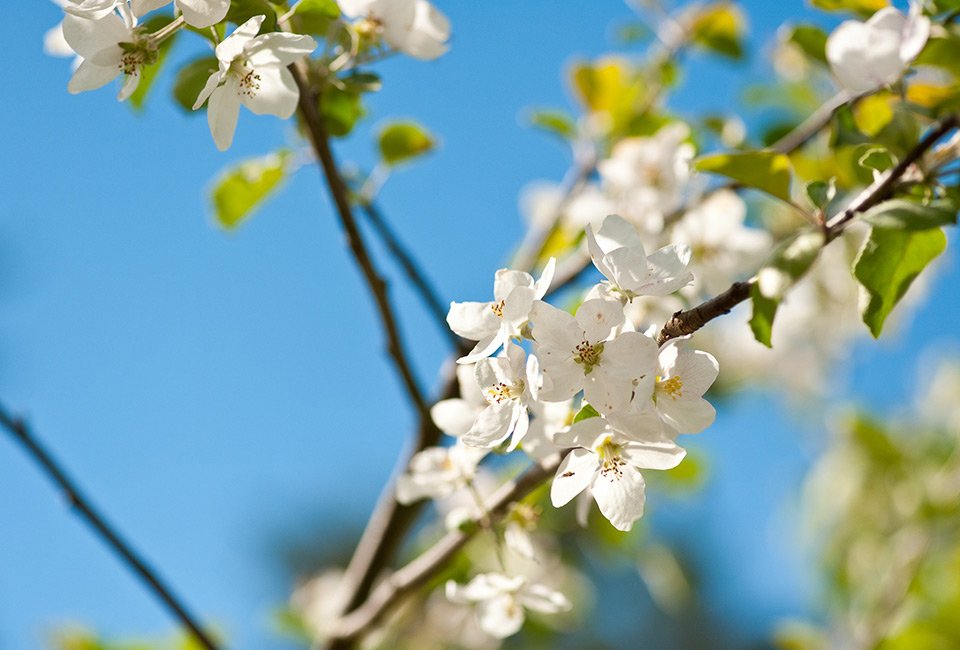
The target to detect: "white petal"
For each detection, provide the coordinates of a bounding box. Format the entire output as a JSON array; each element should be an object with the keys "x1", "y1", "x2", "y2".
[
  {"x1": 62, "y1": 12, "x2": 128, "y2": 59},
  {"x1": 658, "y1": 396, "x2": 716, "y2": 435},
  {"x1": 506, "y1": 407, "x2": 529, "y2": 451},
  {"x1": 447, "y1": 301, "x2": 499, "y2": 341},
  {"x1": 246, "y1": 32, "x2": 318, "y2": 67},
  {"x1": 530, "y1": 300, "x2": 580, "y2": 351},
  {"x1": 575, "y1": 299, "x2": 624, "y2": 343},
  {"x1": 192, "y1": 69, "x2": 223, "y2": 110},
  {"x1": 500, "y1": 285, "x2": 536, "y2": 326},
  {"x1": 207, "y1": 78, "x2": 241, "y2": 151},
  {"x1": 553, "y1": 416, "x2": 607, "y2": 449},
  {"x1": 550, "y1": 448, "x2": 597, "y2": 507},
  {"x1": 537, "y1": 356, "x2": 583, "y2": 403},
  {"x1": 241, "y1": 65, "x2": 300, "y2": 118},
  {"x1": 396, "y1": 0, "x2": 451, "y2": 60},
  {"x1": 458, "y1": 333, "x2": 504, "y2": 365},
  {"x1": 68, "y1": 58, "x2": 119, "y2": 93},
  {"x1": 620, "y1": 438, "x2": 686, "y2": 470},
  {"x1": 599, "y1": 246, "x2": 651, "y2": 293},
  {"x1": 519, "y1": 584, "x2": 572, "y2": 614},
  {"x1": 216, "y1": 15, "x2": 264, "y2": 63},
  {"x1": 131, "y1": 0, "x2": 171, "y2": 16},
  {"x1": 337, "y1": 0, "x2": 375, "y2": 18},
  {"x1": 662, "y1": 344, "x2": 719, "y2": 397},
  {"x1": 44, "y1": 22, "x2": 75, "y2": 58},
  {"x1": 117, "y1": 70, "x2": 140, "y2": 101},
  {"x1": 532, "y1": 257, "x2": 556, "y2": 299},
  {"x1": 477, "y1": 594, "x2": 525, "y2": 638},
  {"x1": 592, "y1": 465, "x2": 646, "y2": 532},
  {"x1": 430, "y1": 398, "x2": 478, "y2": 437},
  {"x1": 462, "y1": 403, "x2": 515, "y2": 448},
  {"x1": 493, "y1": 268, "x2": 534, "y2": 301},
  {"x1": 177, "y1": 0, "x2": 230, "y2": 28},
  {"x1": 642, "y1": 244, "x2": 694, "y2": 295}
]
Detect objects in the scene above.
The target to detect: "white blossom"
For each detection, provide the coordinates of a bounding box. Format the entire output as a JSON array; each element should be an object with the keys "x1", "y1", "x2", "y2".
[
  {"x1": 445, "y1": 573, "x2": 571, "y2": 639},
  {"x1": 586, "y1": 214, "x2": 693, "y2": 302},
  {"x1": 395, "y1": 442, "x2": 486, "y2": 504},
  {"x1": 192, "y1": 16, "x2": 317, "y2": 151},
  {"x1": 826, "y1": 3, "x2": 930, "y2": 95},
  {"x1": 447, "y1": 259, "x2": 555, "y2": 364},
  {"x1": 61, "y1": 6, "x2": 144, "y2": 100},
  {"x1": 550, "y1": 417, "x2": 685, "y2": 531},
  {"x1": 462, "y1": 343, "x2": 540, "y2": 451},
  {"x1": 652, "y1": 338, "x2": 719, "y2": 435},
  {"x1": 530, "y1": 299, "x2": 658, "y2": 414},
  {"x1": 430, "y1": 363, "x2": 486, "y2": 437},
  {"x1": 338, "y1": 0, "x2": 451, "y2": 60}
]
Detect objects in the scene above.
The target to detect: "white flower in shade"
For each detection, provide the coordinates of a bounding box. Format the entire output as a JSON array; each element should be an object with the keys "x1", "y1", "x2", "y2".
[
  {"x1": 652, "y1": 338, "x2": 719, "y2": 435},
  {"x1": 520, "y1": 398, "x2": 575, "y2": 462},
  {"x1": 586, "y1": 214, "x2": 693, "y2": 302},
  {"x1": 597, "y1": 123, "x2": 695, "y2": 232},
  {"x1": 290, "y1": 568, "x2": 350, "y2": 642},
  {"x1": 550, "y1": 417, "x2": 686, "y2": 531},
  {"x1": 192, "y1": 16, "x2": 317, "y2": 151},
  {"x1": 132, "y1": 0, "x2": 229, "y2": 28},
  {"x1": 462, "y1": 343, "x2": 540, "y2": 451},
  {"x1": 430, "y1": 363, "x2": 486, "y2": 437},
  {"x1": 503, "y1": 502, "x2": 540, "y2": 561},
  {"x1": 826, "y1": 3, "x2": 930, "y2": 95},
  {"x1": 338, "y1": 0, "x2": 451, "y2": 60},
  {"x1": 671, "y1": 190, "x2": 771, "y2": 296},
  {"x1": 62, "y1": 0, "x2": 124, "y2": 20},
  {"x1": 445, "y1": 573, "x2": 571, "y2": 639},
  {"x1": 46, "y1": 0, "x2": 77, "y2": 59},
  {"x1": 61, "y1": 7, "x2": 146, "y2": 100},
  {"x1": 530, "y1": 299, "x2": 658, "y2": 414},
  {"x1": 447, "y1": 259, "x2": 556, "y2": 365},
  {"x1": 395, "y1": 442, "x2": 486, "y2": 504}
]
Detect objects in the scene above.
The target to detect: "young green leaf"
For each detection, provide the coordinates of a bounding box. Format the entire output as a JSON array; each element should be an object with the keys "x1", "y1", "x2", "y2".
[
  {"x1": 172, "y1": 56, "x2": 219, "y2": 114},
  {"x1": 860, "y1": 199, "x2": 958, "y2": 231},
  {"x1": 527, "y1": 109, "x2": 577, "y2": 141},
  {"x1": 756, "y1": 230, "x2": 824, "y2": 299},
  {"x1": 689, "y1": 2, "x2": 746, "y2": 60},
  {"x1": 129, "y1": 14, "x2": 178, "y2": 111},
  {"x1": 694, "y1": 150, "x2": 793, "y2": 203},
  {"x1": 210, "y1": 152, "x2": 290, "y2": 230},
  {"x1": 787, "y1": 24, "x2": 828, "y2": 65},
  {"x1": 748, "y1": 283, "x2": 779, "y2": 348},
  {"x1": 289, "y1": 0, "x2": 340, "y2": 36},
  {"x1": 377, "y1": 121, "x2": 436, "y2": 166},
  {"x1": 321, "y1": 86, "x2": 365, "y2": 137},
  {"x1": 573, "y1": 403, "x2": 601, "y2": 423},
  {"x1": 853, "y1": 227, "x2": 947, "y2": 337},
  {"x1": 804, "y1": 178, "x2": 837, "y2": 212}
]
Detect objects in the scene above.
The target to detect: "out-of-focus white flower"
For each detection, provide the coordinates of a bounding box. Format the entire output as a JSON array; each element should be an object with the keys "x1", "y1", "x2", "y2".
[
  {"x1": 395, "y1": 441, "x2": 487, "y2": 504},
  {"x1": 431, "y1": 363, "x2": 486, "y2": 437},
  {"x1": 826, "y1": 3, "x2": 930, "y2": 94},
  {"x1": 338, "y1": 0, "x2": 451, "y2": 60},
  {"x1": 446, "y1": 573, "x2": 571, "y2": 638},
  {"x1": 290, "y1": 568, "x2": 351, "y2": 642}
]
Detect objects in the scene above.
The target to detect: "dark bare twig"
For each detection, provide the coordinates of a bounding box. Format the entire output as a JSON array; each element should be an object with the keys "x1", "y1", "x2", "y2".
[{"x1": 0, "y1": 404, "x2": 220, "y2": 650}]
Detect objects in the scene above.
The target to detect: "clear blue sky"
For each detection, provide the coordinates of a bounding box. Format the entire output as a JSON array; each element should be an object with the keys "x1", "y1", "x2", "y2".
[{"x1": 1, "y1": 1, "x2": 956, "y2": 649}]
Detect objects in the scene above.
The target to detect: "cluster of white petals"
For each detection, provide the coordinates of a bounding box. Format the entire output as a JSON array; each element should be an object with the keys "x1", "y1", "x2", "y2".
[{"x1": 338, "y1": 0, "x2": 451, "y2": 60}]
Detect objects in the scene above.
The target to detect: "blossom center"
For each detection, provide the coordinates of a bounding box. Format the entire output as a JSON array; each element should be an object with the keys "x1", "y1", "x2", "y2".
[
  {"x1": 597, "y1": 436, "x2": 626, "y2": 479},
  {"x1": 118, "y1": 51, "x2": 144, "y2": 76},
  {"x1": 574, "y1": 340, "x2": 604, "y2": 374},
  {"x1": 485, "y1": 380, "x2": 525, "y2": 404},
  {"x1": 656, "y1": 375, "x2": 684, "y2": 400},
  {"x1": 230, "y1": 60, "x2": 262, "y2": 98},
  {"x1": 490, "y1": 299, "x2": 505, "y2": 318}
]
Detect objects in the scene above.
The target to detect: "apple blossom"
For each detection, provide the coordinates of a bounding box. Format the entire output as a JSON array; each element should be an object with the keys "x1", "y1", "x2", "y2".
[
  {"x1": 462, "y1": 343, "x2": 540, "y2": 451},
  {"x1": 447, "y1": 258, "x2": 555, "y2": 364},
  {"x1": 131, "y1": 0, "x2": 229, "y2": 28},
  {"x1": 61, "y1": 7, "x2": 147, "y2": 101},
  {"x1": 826, "y1": 3, "x2": 930, "y2": 95},
  {"x1": 586, "y1": 214, "x2": 693, "y2": 302},
  {"x1": 530, "y1": 299, "x2": 658, "y2": 414},
  {"x1": 430, "y1": 363, "x2": 486, "y2": 437},
  {"x1": 550, "y1": 417, "x2": 686, "y2": 531},
  {"x1": 338, "y1": 0, "x2": 451, "y2": 60},
  {"x1": 445, "y1": 573, "x2": 571, "y2": 639},
  {"x1": 652, "y1": 338, "x2": 719, "y2": 435},
  {"x1": 192, "y1": 16, "x2": 317, "y2": 151},
  {"x1": 520, "y1": 398, "x2": 574, "y2": 462},
  {"x1": 395, "y1": 441, "x2": 487, "y2": 505}
]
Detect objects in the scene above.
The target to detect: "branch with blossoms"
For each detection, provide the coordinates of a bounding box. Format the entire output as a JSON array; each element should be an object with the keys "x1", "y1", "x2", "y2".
[{"x1": 28, "y1": 0, "x2": 960, "y2": 648}]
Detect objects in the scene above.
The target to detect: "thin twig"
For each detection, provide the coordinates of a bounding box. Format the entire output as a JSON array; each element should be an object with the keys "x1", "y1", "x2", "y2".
[
  {"x1": 331, "y1": 454, "x2": 563, "y2": 641},
  {"x1": 0, "y1": 403, "x2": 220, "y2": 650},
  {"x1": 656, "y1": 114, "x2": 958, "y2": 345},
  {"x1": 358, "y1": 201, "x2": 468, "y2": 351},
  {"x1": 290, "y1": 64, "x2": 431, "y2": 425}
]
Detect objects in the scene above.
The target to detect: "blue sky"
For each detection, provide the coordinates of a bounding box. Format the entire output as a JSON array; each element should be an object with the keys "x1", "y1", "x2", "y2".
[{"x1": 1, "y1": 1, "x2": 956, "y2": 649}]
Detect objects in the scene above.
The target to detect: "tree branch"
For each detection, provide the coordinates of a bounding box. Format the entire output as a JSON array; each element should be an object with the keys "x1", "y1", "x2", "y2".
[
  {"x1": 656, "y1": 113, "x2": 958, "y2": 345},
  {"x1": 331, "y1": 454, "x2": 564, "y2": 641},
  {"x1": 358, "y1": 201, "x2": 468, "y2": 351},
  {"x1": 0, "y1": 403, "x2": 220, "y2": 650},
  {"x1": 291, "y1": 64, "x2": 431, "y2": 425}
]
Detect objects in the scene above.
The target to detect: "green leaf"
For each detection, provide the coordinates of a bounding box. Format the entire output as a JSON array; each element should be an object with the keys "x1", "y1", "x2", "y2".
[
  {"x1": 858, "y1": 146, "x2": 895, "y2": 174},
  {"x1": 377, "y1": 121, "x2": 436, "y2": 166},
  {"x1": 341, "y1": 71, "x2": 382, "y2": 93},
  {"x1": 226, "y1": 0, "x2": 277, "y2": 31},
  {"x1": 320, "y1": 85, "x2": 365, "y2": 137},
  {"x1": 749, "y1": 283, "x2": 778, "y2": 347},
  {"x1": 172, "y1": 56, "x2": 219, "y2": 114},
  {"x1": 289, "y1": 0, "x2": 340, "y2": 35},
  {"x1": 810, "y1": 0, "x2": 888, "y2": 14},
  {"x1": 694, "y1": 150, "x2": 793, "y2": 203},
  {"x1": 689, "y1": 2, "x2": 746, "y2": 60},
  {"x1": 573, "y1": 403, "x2": 600, "y2": 423},
  {"x1": 756, "y1": 230, "x2": 824, "y2": 298},
  {"x1": 804, "y1": 178, "x2": 836, "y2": 211},
  {"x1": 210, "y1": 152, "x2": 290, "y2": 230},
  {"x1": 527, "y1": 109, "x2": 577, "y2": 140},
  {"x1": 786, "y1": 24, "x2": 828, "y2": 65},
  {"x1": 860, "y1": 199, "x2": 958, "y2": 231},
  {"x1": 853, "y1": 227, "x2": 947, "y2": 337}
]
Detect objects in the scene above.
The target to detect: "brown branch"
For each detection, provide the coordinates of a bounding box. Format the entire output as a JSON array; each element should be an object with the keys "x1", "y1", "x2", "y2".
[
  {"x1": 358, "y1": 201, "x2": 468, "y2": 352},
  {"x1": 331, "y1": 454, "x2": 564, "y2": 641},
  {"x1": 291, "y1": 64, "x2": 431, "y2": 426},
  {"x1": 0, "y1": 403, "x2": 220, "y2": 650},
  {"x1": 656, "y1": 114, "x2": 959, "y2": 346}
]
